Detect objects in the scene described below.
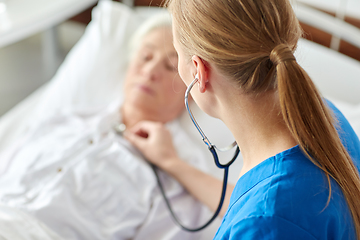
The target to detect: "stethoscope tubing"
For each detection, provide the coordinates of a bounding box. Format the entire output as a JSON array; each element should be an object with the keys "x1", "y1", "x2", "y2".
[
  {"x1": 184, "y1": 76, "x2": 211, "y2": 148},
  {"x1": 185, "y1": 75, "x2": 237, "y2": 153},
  {"x1": 151, "y1": 145, "x2": 239, "y2": 232},
  {"x1": 154, "y1": 73, "x2": 240, "y2": 231}
]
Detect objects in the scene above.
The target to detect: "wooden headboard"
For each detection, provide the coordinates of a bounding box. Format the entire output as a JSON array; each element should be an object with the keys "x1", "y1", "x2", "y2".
[{"x1": 300, "y1": 9, "x2": 360, "y2": 61}]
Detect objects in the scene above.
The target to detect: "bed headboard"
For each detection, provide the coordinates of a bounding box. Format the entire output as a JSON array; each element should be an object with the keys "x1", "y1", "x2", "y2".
[
  {"x1": 294, "y1": 1, "x2": 360, "y2": 61},
  {"x1": 70, "y1": 0, "x2": 164, "y2": 24},
  {"x1": 71, "y1": 0, "x2": 360, "y2": 62},
  {"x1": 125, "y1": 0, "x2": 163, "y2": 6}
]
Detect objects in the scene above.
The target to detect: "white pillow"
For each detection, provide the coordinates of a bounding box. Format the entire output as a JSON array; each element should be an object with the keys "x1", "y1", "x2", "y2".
[{"x1": 34, "y1": 1, "x2": 168, "y2": 114}]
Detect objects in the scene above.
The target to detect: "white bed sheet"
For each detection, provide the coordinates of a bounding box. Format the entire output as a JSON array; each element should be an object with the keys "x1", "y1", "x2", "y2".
[
  {"x1": 0, "y1": 203, "x2": 63, "y2": 240},
  {"x1": 0, "y1": 0, "x2": 359, "y2": 239}
]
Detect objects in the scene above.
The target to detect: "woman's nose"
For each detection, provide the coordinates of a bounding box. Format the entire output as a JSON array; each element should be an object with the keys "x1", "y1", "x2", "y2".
[{"x1": 142, "y1": 60, "x2": 163, "y2": 81}]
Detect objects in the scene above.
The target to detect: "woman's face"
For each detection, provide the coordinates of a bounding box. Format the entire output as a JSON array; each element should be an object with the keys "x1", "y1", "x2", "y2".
[{"x1": 123, "y1": 27, "x2": 186, "y2": 123}]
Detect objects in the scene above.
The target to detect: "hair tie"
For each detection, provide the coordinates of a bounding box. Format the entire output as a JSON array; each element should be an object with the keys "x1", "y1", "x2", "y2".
[{"x1": 270, "y1": 44, "x2": 296, "y2": 66}]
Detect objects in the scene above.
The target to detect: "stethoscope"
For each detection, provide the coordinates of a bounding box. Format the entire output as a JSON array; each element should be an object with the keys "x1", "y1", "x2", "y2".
[
  {"x1": 152, "y1": 73, "x2": 240, "y2": 232},
  {"x1": 114, "y1": 74, "x2": 240, "y2": 232}
]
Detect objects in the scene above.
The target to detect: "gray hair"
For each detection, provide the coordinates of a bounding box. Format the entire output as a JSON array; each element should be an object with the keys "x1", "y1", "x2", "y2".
[{"x1": 127, "y1": 10, "x2": 172, "y2": 61}]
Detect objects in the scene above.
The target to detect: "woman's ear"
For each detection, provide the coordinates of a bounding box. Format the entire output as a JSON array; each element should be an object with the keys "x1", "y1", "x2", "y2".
[{"x1": 192, "y1": 56, "x2": 209, "y2": 93}]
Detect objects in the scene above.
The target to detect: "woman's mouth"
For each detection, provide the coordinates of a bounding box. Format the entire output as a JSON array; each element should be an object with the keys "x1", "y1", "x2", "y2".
[{"x1": 137, "y1": 84, "x2": 155, "y2": 95}]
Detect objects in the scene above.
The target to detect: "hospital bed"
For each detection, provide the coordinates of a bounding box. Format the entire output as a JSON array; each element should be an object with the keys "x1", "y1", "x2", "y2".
[
  {"x1": 294, "y1": 0, "x2": 360, "y2": 61},
  {"x1": 0, "y1": 0, "x2": 359, "y2": 239}
]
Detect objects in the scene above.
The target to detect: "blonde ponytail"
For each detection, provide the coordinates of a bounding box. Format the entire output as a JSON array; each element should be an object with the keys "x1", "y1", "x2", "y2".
[{"x1": 273, "y1": 45, "x2": 360, "y2": 238}]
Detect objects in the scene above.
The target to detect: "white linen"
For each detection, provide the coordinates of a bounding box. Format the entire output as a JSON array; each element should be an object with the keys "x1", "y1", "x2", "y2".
[
  {"x1": 0, "y1": 203, "x2": 63, "y2": 240},
  {"x1": 296, "y1": 38, "x2": 360, "y2": 105},
  {"x1": 0, "y1": 99, "x2": 209, "y2": 240}
]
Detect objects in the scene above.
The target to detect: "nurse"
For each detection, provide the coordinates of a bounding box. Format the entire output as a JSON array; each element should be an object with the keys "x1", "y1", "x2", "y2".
[{"x1": 126, "y1": 0, "x2": 360, "y2": 239}]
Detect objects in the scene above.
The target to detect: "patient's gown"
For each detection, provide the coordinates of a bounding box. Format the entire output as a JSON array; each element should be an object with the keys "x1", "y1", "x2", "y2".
[{"x1": 0, "y1": 101, "x2": 209, "y2": 240}]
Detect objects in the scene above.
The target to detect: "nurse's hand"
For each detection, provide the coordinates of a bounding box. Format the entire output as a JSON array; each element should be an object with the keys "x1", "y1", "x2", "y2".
[{"x1": 124, "y1": 120, "x2": 181, "y2": 170}]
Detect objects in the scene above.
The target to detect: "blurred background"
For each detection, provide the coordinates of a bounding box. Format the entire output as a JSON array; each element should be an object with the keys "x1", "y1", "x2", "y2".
[
  {"x1": 0, "y1": 0, "x2": 157, "y2": 116},
  {"x1": 0, "y1": 0, "x2": 359, "y2": 117}
]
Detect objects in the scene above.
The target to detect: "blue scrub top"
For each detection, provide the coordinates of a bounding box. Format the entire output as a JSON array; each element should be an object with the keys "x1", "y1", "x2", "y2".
[{"x1": 214, "y1": 100, "x2": 360, "y2": 240}]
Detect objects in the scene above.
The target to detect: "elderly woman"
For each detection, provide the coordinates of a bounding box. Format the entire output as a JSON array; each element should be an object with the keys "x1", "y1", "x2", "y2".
[{"x1": 0, "y1": 13, "x2": 208, "y2": 240}]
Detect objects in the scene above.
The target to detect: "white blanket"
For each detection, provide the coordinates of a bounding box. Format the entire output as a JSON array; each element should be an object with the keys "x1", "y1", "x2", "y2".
[
  {"x1": 0, "y1": 203, "x2": 62, "y2": 240},
  {"x1": 0, "y1": 100, "x2": 209, "y2": 240}
]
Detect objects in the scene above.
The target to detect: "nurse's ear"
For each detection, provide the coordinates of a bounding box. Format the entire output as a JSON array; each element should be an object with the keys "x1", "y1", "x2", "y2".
[{"x1": 192, "y1": 55, "x2": 209, "y2": 93}]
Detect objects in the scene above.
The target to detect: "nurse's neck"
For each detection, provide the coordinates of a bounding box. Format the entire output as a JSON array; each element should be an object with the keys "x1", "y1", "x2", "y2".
[{"x1": 222, "y1": 90, "x2": 297, "y2": 178}]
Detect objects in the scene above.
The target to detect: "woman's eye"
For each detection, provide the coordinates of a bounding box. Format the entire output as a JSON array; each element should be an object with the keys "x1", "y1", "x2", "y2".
[
  {"x1": 142, "y1": 54, "x2": 152, "y2": 61},
  {"x1": 165, "y1": 59, "x2": 178, "y2": 72},
  {"x1": 165, "y1": 63, "x2": 178, "y2": 72}
]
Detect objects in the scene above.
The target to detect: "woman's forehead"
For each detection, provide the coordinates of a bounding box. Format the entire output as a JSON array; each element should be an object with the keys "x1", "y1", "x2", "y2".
[
  {"x1": 140, "y1": 27, "x2": 175, "y2": 52},
  {"x1": 138, "y1": 28, "x2": 178, "y2": 60}
]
